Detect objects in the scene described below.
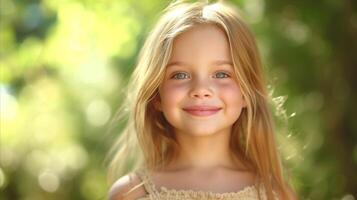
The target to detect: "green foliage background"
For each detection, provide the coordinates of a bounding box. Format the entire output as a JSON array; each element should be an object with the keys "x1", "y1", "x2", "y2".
[{"x1": 1, "y1": 0, "x2": 356, "y2": 199}]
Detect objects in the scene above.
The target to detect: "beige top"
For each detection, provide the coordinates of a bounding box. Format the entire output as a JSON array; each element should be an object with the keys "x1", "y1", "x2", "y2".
[{"x1": 134, "y1": 168, "x2": 276, "y2": 200}]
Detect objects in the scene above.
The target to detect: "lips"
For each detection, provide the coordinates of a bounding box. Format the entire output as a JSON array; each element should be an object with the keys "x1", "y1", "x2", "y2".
[{"x1": 182, "y1": 105, "x2": 222, "y2": 117}]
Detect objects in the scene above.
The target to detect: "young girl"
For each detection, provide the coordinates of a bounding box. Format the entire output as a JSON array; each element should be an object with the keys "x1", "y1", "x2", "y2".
[{"x1": 107, "y1": 0, "x2": 297, "y2": 199}]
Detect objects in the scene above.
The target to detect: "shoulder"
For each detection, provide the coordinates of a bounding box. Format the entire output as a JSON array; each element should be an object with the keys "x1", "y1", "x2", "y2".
[{"x1": 108, "y1": 172, "x2": 147, "y2": 200}]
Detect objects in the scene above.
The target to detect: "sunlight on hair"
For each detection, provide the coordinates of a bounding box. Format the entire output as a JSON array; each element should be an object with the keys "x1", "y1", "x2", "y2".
[
  {"x1": 202, "y1": 3, "x2": 219, "y2": 19},
  {"x1": 272, "y1": 95, "x2": 288, "y2": 119},
  {"x1": 165, "y1": 3, "x2": 187, "y2": 19},
  {"x1": 268, "y1": 85, "x2": 303, "y2": 166}
]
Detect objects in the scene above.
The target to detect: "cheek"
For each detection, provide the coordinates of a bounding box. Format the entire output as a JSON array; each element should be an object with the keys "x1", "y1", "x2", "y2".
[
  {"x1": 160, "y1": 82, "x2": 187, "y2": 107},
  {"x1": 218, "y1": 82, "x2": 243, "y2": 100},
  {"x1": 218, "y1": 83, "x2": 245, "y2": 112}
]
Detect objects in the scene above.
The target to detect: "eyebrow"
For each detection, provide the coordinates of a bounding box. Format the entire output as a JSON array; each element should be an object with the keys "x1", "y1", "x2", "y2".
[{"x1": 166, "y1": 60, "x2": 233, "y2": 68}]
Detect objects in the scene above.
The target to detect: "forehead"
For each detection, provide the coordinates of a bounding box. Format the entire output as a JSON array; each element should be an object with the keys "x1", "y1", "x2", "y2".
[{"x1": 168, "y1": 24, "x2": 232, "y2": 66}]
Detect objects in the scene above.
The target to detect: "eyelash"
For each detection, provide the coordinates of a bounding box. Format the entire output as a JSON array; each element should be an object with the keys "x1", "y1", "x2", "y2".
[{"x1": 171, "y1": 71, "x2": 231, "y2": 80}]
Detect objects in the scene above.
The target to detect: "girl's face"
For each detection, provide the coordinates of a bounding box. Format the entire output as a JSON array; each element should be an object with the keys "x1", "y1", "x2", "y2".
[{"x1": 157, "y1": 24, "x2": 246, "y2": 137}]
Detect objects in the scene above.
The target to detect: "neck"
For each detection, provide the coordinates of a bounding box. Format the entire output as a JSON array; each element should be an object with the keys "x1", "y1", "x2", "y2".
[{"x1": 166, "y1": 128, "x2": 246, "y2": 172}]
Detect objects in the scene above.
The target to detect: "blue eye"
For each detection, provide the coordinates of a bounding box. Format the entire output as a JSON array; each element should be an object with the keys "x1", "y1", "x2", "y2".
[
  {"x1": 172, "y1": 72, "x2": 190, "y2": 79},
  {"x1": 215, "y1": 72, "x2": 230, "y2": 78}
]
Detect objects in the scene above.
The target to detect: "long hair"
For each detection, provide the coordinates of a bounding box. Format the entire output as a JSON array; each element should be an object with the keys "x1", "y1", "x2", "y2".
[{"x1": 107, "y1": 1, "x2": 294, "y2": 199}]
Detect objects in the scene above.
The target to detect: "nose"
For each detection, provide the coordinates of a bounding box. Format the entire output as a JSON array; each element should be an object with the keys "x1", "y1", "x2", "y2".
[{"x1": 188, "y1": 78, "x2": 213, "y2": 99}]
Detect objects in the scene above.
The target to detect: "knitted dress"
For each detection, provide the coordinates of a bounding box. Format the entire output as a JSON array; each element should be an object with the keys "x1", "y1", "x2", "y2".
[{"x1": 133, "y1": 168, "x2": 276, "y2": 200}]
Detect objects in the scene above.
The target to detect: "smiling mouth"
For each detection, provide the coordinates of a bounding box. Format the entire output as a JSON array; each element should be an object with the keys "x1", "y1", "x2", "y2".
[{"x1": 182, "y1": 106, "x2": 222, "y2": 117}]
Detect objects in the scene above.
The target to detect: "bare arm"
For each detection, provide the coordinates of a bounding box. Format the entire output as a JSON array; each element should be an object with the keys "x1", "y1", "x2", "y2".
[{"x1": 108, "y1": 173, "x2": 146, "y2": 200}]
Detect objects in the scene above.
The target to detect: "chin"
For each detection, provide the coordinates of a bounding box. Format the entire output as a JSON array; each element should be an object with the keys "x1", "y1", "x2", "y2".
[{"x1": 178, "y1": 126, "x2": 226, "y2": 137}]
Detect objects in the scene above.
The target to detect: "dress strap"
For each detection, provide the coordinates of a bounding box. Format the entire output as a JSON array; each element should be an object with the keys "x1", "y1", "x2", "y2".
[{"x1": 135, "y1": 168, "x2": 161, "y2": 199}]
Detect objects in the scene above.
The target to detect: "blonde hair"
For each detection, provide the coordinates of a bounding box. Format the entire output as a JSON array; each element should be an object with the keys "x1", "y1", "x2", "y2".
[{"x1": 107, "y1": 1, "x2": 294, "y2": 199}]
